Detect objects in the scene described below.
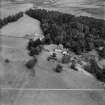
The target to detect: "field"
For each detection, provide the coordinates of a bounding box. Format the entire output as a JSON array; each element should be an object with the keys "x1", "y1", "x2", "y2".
[
  {"x1": 0, "y1": 89, "x2": 105, "y2": 105},
  {"x1": 0, "y1": 0, "x2": 104, "y2": 19}
]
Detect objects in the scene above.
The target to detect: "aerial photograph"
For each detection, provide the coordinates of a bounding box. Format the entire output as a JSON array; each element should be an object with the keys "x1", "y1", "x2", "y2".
[{"x1": 0, "y1": 0, "x2": 105, "y2": 105}]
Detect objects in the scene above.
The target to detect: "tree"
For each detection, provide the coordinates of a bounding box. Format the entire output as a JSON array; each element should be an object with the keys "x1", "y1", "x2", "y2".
[
  {"x1": 0, "y1": 12, "x2": 23, "y2": 28},
  {"x1": 62, "y1": 55, "x2": 71, "y2": 64},
  {"x1": 84, "y1": 59, "x2": 105, "y2": 83},
  {"x1": 53, "y1": 64, "x2": 63, "y2": 73},
  {"x1": 25, "y1": 58, "x2": 37, "y2": 69}
]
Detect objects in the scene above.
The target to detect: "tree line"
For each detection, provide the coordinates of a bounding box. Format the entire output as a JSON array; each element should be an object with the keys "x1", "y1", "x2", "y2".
[{"x1": 0, "y1": 12, "x2": 23, "y2": 29}]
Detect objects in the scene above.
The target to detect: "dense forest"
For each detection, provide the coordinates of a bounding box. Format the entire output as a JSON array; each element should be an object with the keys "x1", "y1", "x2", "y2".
[{"x1": 25, "y1": 9, "x2": 105, "y2": 55}]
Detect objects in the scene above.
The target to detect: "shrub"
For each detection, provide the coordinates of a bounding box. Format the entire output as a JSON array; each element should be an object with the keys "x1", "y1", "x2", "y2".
[
  {"x1": 25, "y1": 58, "x2": 37, "y2": 69},
  {"x1": 4, "y1": 59, "x2": 10, "y2": 63},
  {"x1": 27, "y1": 39, "x2": 42, "y2": 51},
  {"x1": 53, "y1": 64, "x2": 63, "y2": 73},
  {"x1": 27, "y1": 38, "x2": 42, "y2": 56},
  {"x1": 61, "y1": 55, "x2": 71, "y2": 64},
  {"x1": 28, "y1": 46, "x2": 42, "y2": 56},
  {"x1": 70, "y1": 60, "x2": 78, "y2": 71}
]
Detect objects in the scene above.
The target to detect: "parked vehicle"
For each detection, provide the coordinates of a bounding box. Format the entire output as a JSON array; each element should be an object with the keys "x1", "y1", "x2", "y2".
[{"x1": 47, "y1": 53, "x2": 57, "y2": 61}]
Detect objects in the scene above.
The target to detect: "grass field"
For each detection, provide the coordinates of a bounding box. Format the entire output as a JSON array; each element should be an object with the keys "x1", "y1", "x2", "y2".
[
  {"x1": 0, "y1": 0, "x2": 104, "y2": 19},
  {"x1": 0, "y1": 89, "x2": 105, "y2": 105}
]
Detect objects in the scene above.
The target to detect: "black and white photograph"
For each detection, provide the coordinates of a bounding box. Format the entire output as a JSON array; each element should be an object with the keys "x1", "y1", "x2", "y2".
[
  {"x1": 0, "y1": 89, "x2": 105, "y2": 105},
  {"x1": 0, "y1": 0, "x2": 105, "y2": 104}
]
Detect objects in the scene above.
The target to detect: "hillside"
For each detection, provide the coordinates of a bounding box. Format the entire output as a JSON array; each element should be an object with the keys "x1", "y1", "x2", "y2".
[
  {"x1": 0, "y1": 0, "x2": 104, "y2": 20},
  {"x1": 0, "y1": 13, "x2": 104, "y2": 89},
  {"x1": 1, "y1": 14, "x2": 43, "y2": 38},
  {"x1": 0, "y1": 2, "x2": 34, "y2": 19},
  {"x1": 0, "y1": 2, "x2": 105, "y2": 105}
]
